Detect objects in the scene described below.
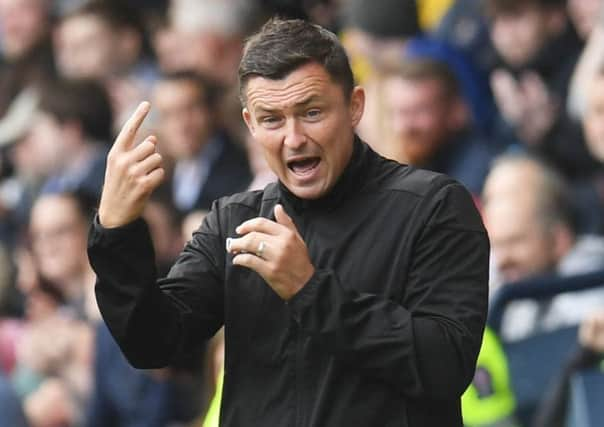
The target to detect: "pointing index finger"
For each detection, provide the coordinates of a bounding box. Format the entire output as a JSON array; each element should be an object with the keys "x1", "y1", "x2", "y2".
[{"x1": 114, "y1": 101, "x2": 151, "y2": 152}]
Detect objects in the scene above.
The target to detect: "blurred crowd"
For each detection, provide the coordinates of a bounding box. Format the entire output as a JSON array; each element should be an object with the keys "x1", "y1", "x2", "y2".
[{"x1": 0, "y1": 0, "x2": 603, "y2": 426}]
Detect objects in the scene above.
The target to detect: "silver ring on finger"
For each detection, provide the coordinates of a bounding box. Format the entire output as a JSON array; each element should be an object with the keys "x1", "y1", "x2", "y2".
[{"x1": 256, "y1": 241, "x2": 266, "y2": 259}]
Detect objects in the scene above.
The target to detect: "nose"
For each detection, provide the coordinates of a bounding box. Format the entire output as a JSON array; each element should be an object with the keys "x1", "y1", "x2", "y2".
[{"x1": 283, "y1": 118, "x2": 306, "y2": 150}]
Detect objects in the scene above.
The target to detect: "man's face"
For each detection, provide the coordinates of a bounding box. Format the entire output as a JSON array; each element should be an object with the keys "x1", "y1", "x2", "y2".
[
  {"x1": 30, "y1": 195, "x2": 88, "y2": 285},
  {"x1": 383, "y1": 75, "x2": 457, "y2": 165},
  {"x1": 584, "y1": 75, "x2": 604, "y2": 162},
  {"x1": 243, "y1": 62, "x2": 364, "y2": 200},
  {"x1": 0, "y1": 0, "x2": 47, "y2": 60},
  {"x1": 490, "y1": 7, "x2": 551, "y2": 67},
  {"x1": 54, "y1": 14, "x2": 116, "y2": 79},
  {"x1": 22, "y1": 112, "x2": 69, "y2": 176},
  {"x1": 153, "y1": 79, "x2": 212, "y2": 161},
  {"x1": 484, "y1": 196, "x2": 559, "y2": 283}
]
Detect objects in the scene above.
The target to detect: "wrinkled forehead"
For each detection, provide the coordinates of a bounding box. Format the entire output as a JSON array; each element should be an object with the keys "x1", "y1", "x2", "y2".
[{"x1": 244, "y1": 62, "x2": 339, "y2": 111}]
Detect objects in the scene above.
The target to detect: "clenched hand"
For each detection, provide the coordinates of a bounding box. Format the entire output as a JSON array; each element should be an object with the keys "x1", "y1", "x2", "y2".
[
  {"x1": 227, "y1": 204, "x2": 315, "y2": 300},
  {"x1": 98, "y1": 102, "x2": 164, "y2": 228}
]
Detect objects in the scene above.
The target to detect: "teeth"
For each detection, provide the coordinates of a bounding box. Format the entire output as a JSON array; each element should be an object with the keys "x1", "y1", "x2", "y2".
[{"x1": 290, "y1": 158, "x2": 319, "y2": 173}]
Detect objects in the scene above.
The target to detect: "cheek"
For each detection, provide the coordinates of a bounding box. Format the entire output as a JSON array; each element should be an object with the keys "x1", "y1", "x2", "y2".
[{"x1": 257, "y1": 136, "x2": 282, "y2": 167}]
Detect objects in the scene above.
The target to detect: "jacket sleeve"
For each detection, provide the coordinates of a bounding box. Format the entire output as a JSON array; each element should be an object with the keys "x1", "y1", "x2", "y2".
[
  {"x1": 87, "y1": 205, "x2": 225, "y2": 369},
  {"x1": 287, "y1": 182, "x2": 489, "y2": 400}
]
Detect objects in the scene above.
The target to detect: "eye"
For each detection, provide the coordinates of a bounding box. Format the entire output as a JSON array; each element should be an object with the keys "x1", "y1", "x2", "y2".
[
  {"x1": 305, "y1": 109, "x2": 322, "y2": 120},
  {"x1": 259, "y1": 115, "x2": 282, "y2": 128}
]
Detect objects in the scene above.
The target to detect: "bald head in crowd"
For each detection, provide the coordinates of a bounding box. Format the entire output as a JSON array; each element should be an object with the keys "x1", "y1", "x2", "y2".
[{"x1": 483, "y1": 154, "x2": 576, "y2": 283}]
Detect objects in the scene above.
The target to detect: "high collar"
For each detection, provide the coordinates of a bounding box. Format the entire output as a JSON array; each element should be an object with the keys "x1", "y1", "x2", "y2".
[{"x1": 276, "y1": 135, "x2": 370, "y2": 214}]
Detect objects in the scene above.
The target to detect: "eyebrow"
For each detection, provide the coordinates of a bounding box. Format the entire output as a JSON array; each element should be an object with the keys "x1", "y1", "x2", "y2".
[{"x1": 254, "y1": 95, "x2": 322, "y2": 114}]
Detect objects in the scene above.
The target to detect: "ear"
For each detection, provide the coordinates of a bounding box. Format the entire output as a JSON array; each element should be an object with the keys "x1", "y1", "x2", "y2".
[
  {"x1": 552, "y1": 222, "x2": 574, "y2": 261},
  {"x1": 242, "y1": 107, "x2": 256, "y2": 137},
  {"x1": 349, "y1": 86, "x2": 365, "y2": 128},
  {"x1": 448, "y1": 97, "x2": 470, "y2": 130},
  {"x1": 544, "y1": 7, "x2": 567, "y2": 35}
]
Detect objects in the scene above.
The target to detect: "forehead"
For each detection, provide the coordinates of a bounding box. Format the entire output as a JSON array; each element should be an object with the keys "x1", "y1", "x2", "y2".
[
  {"x1": 484, "y1": 196, "x2": 539, "y2": 236},
  {"x1": 31, "y1": 196, "x2": 79, "y2": 224},
  {"x1": 154, "y1": 79, "x2": 201, "y2": 102},
  {"x1": 244, "y1": 62, "x2": 340, "y2": 111},
  {"x1": 61, "y1": 13, "x2": 108, "y2": 34},
  {"x1": 385, "y1": 75, "x2": 445, "y2": 98}
]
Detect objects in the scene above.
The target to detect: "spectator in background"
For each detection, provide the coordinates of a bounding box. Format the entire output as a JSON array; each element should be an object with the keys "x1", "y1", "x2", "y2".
[
  {"x1": 340, "y1": 0, "x2": 420, "y2": 84},
  {"x1": 381, "y1": 58, "x2": 491, "y2": 196},
  {"x1": 54, "y1": 0, "x2": 158, "y2": 130},
  {"x1": 0, "y1": 372, "x2": 27, "y2": 427},
  {"x1": 338, "y1": 0, "x2": 421, "y2": 145},
  {"x1": 152, "y1": 71, "x2": 251, "y2": 214},
  {"x1": 568, "y1": 66, "x2": 604, "y2": 233},
  {"x1": 9, "y1": 253, "x2": 93, "y2": 427},
  {"x1": 31, "y1": 79, "x2": 112, "y2": 200},
  {"x1": 28, "y1": 192, "x2": 99, "y2": 322},
  {"x1": 0, "y1": 0, "x2": 54, "y2": 116},
  {"x1": 482, "y1": 154, "x2": 604, "y2": 340},
  {"x1": 2, "y1": 79, "x2": 111, "y2": 241},
  {"x1": 433, "y1": 0, "x2": 499, "y2": 77},
  {"x1": 486, "y1": 0, "x2": 592, "y2": 178},
  {"x1": 2, "y1": 79, "x2": 111, "y2": 244},
  {"x1": 153, "y1": 0, "x2": 264, "y2": 86}
]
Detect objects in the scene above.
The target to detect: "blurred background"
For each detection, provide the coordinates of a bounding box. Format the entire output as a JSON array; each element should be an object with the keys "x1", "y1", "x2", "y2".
[{"x1": 0, "y1": 0, "x2": 604, "y2": 426}]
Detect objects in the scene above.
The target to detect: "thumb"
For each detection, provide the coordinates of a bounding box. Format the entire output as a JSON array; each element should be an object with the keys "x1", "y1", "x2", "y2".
[{"x1": 274, "y1": 204, "x2": 296, "y2": 231}]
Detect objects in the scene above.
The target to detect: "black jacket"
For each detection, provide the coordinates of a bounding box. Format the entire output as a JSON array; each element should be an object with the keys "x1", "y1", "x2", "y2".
[{"x1": 88, "y1": 138, "x2": 489, "y2": 426}]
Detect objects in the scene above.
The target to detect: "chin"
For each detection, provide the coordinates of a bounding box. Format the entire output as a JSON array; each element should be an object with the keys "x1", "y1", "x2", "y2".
[{"x1": 286, "y1": 183, "x2": 326, "y2": 200}]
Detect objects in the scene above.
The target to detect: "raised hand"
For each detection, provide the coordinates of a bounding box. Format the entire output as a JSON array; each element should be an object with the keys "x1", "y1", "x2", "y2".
[
  {"x1": 98, "y1": 102, "x2": 165, "y2": 228},
  {"x1": 227, "y1": 204, "x2": 315, "y2": 300},
  {"x1": 579, "y1": 310, "x2": 604, "y2": 353}
]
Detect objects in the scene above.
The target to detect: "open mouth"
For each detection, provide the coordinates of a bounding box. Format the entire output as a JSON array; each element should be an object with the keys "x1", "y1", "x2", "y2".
[{"x1": 287, "y1": 157, "x2": 321, "y2": 177}]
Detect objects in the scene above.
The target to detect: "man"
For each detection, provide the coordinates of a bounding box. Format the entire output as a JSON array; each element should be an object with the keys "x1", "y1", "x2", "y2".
[
  {"x1": 486, "y1": 0, "x2": 589, "y2": 178},
  {"x1": 381, "y1": 58, "x2": 492, "y2": 196},
  {"x1": 154, "y1": 0, "x2": 263, "y2": 86},
  {"x1": 0, "y1": 0, "x2": 54, "y2": 116},
  {"x1": 53, "y1": 0, "x2": 158, "y2": 131},
  {"x1": 152, "y1": 71, "x2": 251, "y2": 214},
  {"x1": 483, "y1": 154, "x2": 604, "y2": 339},
  {"x1": 88, "y1": 18, "x2": 488, "y2": 426},
  {"x1": 29, "y1": 79, "x2": 113, "y2": 199}
]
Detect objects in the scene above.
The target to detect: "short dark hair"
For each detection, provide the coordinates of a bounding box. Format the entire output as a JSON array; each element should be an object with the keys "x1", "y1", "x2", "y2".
[
  {"x1": 238, "y1": 17, "x2": 354, "y2": 105},
  {"x1": 158, "y1": 70, "x2": 221, "y2": 109},
  {"x1": 62, "y1": 0, "x2": 144, "y2": 35},
  {"x1": 382, "y1": 58, "x2": 461, "y2": 100},
  {"x1": 485, "y1": 0, "x2": 565, "y2": 16},
  {"x1": 38, "y1": 79, "x2": 113, "y2": 143}
]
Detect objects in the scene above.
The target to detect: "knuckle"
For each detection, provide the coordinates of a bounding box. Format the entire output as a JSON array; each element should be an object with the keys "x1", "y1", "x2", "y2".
[{"x1": 115, "y1": 156, "x2": 130, "y2": 172}]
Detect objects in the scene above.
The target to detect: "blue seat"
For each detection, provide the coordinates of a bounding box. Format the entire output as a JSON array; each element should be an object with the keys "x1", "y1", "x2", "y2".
[
  {"x1": 487, "y1": 270, "x2": 604, "y2": 426},
  {"x1": 567, "y1": 368, "x2": 604, "y2": 427}
]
